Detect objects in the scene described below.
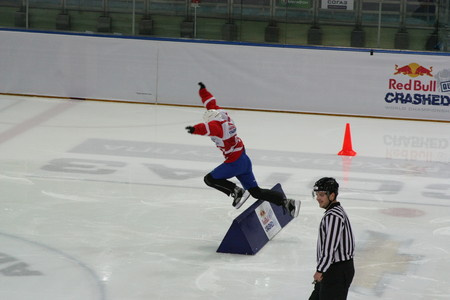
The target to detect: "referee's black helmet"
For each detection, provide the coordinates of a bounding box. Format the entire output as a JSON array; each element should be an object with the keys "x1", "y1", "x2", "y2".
[{"x1": 313, "y1": 177, "x2": 339, "y2": 197}]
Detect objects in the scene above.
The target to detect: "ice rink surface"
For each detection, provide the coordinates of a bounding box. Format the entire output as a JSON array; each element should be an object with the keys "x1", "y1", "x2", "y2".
[{"x1": 0, "y1": 94, "x2": 449, "y2": 300}]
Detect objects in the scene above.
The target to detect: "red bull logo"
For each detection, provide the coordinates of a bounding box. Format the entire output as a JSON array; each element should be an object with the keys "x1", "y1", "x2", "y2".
[
  {"x1": 390, "y1": 62, "x2": 437, "y2": 92},
  {"x1": 385, "y1": 63, "x2": 450, "y2": 107},
  {"x1": 394, "y1": 63, "x2": 433, "y2": 77}
]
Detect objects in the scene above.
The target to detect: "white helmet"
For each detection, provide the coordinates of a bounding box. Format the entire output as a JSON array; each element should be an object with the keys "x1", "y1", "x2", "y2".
[{"x1": 203, "y1": 109, "x2": 223, "y2": 122}]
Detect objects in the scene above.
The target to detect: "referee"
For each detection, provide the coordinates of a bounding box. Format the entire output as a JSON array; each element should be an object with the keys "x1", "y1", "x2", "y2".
[{"x1": 309, "y1": 177, "x2": 355, "y2": 300}]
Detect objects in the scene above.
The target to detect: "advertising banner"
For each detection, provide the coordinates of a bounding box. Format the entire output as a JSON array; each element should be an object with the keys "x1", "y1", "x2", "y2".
[
  {"x1": 321, "y1": 0, "x2": 354, "y2": 10},
  {"x1": 384, "y1": 63, "x2": 450, "y2": 115},
  {"x1": 278, "y1": 0, "x2": 311, "y2": 8},
  {"x1": 255, "y1": 201, "x2": 282, "y2": 240}
]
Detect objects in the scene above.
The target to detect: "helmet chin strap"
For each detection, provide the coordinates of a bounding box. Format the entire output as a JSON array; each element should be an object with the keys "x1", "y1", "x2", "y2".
[{"x1": 324, "y1": 193, "x2": 334, "y2": 210}]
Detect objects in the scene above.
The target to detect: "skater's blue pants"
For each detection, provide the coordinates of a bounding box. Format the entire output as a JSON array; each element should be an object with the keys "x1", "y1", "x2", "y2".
[{"x1": 210, "y1": 151, "x2": 258, "y2": 190}]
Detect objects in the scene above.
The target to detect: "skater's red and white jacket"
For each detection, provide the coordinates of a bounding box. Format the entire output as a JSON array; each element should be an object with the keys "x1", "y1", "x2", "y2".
[{"x1": 191, "y1": 87, "x2": 244, "y2": 163}]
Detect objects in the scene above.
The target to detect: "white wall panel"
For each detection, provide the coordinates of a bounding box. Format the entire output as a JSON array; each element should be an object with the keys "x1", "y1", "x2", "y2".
[
  {"x1": 0, "y1": 31, "x2": 158, "y2": 102},
  {"x1": 0, "y1": 30, "x2": 449, "y2": 121}
]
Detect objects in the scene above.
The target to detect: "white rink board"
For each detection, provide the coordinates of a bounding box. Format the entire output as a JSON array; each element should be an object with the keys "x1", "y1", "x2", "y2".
[{"x1": 0, "y1": 29, "x2": 449, "y2": 121}]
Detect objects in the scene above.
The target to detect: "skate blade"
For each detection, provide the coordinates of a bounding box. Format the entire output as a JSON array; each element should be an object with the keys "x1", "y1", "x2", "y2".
[{"x1": 233, "y1": 190, "x2": 250, "y2": 209}]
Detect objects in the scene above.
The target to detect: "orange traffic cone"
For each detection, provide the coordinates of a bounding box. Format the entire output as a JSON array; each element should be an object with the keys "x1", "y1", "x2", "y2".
[{"x1": 338, "y1": 123, "x2": 357, "y2": 156}]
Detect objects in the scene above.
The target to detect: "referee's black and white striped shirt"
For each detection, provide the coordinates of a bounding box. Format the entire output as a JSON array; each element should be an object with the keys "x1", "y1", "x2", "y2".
[{"x1": 316, "y1": 202, "x2": 355, "y2": 273}]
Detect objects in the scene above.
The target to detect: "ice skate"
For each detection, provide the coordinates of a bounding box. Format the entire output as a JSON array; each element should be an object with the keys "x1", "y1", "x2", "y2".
[
  {"x1": 232, "y1": 186, "x2": 251, "y2": 209},
  {"x1": 284, "y1": 198, "x2": 301, "y2": 218}
]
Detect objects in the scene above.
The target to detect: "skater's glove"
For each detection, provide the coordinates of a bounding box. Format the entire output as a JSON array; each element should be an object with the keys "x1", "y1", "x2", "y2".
[
  {"x1": 185, "y1": 126, "x2": 195, "y2": 134},
  {"x1": 198, "y1": 82, "x2": 206, "y2": 90}
]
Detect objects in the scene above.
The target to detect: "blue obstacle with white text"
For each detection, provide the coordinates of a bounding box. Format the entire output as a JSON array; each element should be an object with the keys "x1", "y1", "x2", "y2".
[{"x1": 217, "y1": 184, "x2": 294, "y2": 255}]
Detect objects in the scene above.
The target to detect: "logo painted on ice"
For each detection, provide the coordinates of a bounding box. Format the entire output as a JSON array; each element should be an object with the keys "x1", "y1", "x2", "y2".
[{"x1": 0, "y1": 232, "x2": 104, "y2": 299}]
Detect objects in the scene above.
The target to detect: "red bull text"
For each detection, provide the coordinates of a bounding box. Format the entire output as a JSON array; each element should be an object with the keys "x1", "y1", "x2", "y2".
[{"x1": 389, "y1": 79, "x2": 437, "y2": 92}]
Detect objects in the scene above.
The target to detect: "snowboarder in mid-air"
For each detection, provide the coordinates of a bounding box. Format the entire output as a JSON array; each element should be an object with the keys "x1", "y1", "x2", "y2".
[{"x1": 185, "y1": 82, "x2": 300, "y2": 218}]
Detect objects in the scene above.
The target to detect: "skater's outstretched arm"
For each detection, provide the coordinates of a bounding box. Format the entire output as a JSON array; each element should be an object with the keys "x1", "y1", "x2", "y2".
[
  {"x1": 185, "y1": 121, "x2": 223, "y2": 137},
  {"x1": 185, "y1": 82, "x2": 227, "y2": 137},
  {"x1": 198, "y1": 82, "x2": 222, "y2": 110}
]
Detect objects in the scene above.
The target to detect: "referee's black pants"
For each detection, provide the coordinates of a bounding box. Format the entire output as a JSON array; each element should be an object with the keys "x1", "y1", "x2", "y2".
[{"x1": 309, "y1": 259, "x2": 354, "y2": 300}]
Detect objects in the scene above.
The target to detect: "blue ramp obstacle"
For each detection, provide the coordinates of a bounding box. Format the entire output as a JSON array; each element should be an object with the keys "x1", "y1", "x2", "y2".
[{"x1": 217, "y1": 184, "x2": 296, "y2": 255}]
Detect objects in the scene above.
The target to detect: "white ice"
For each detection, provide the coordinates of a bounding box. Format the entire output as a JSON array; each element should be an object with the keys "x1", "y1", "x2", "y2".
[{"x1": 0, "y1": 94, "x2": 449, "y2": 299}]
